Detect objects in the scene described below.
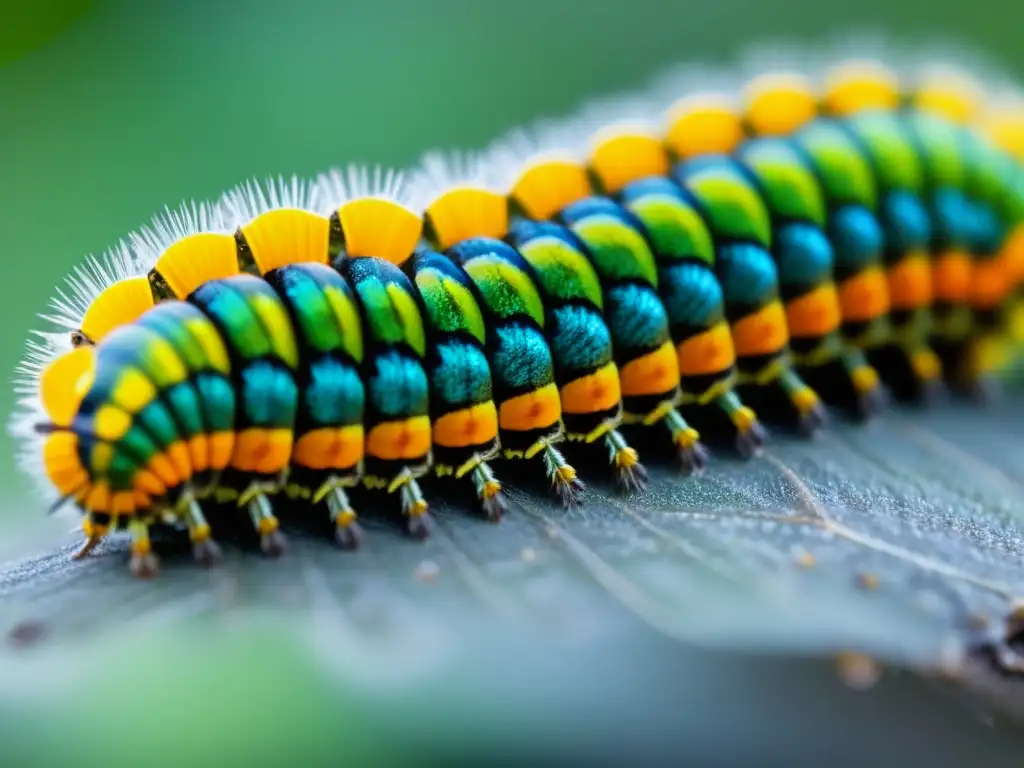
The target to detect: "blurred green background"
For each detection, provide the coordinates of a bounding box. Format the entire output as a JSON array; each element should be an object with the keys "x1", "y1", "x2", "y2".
[{"x1": 1, "y1": 0, "x2": 1023, "y2": 507}]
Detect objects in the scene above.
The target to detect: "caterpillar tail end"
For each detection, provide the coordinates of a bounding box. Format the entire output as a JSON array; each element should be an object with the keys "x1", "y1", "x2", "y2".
[
  {"x1": 247, "y1": 493, "x2": 287, "y2": 558},
  {"x1": 326, "y1": 487, "x2": 363, "y2": 551},
  {"x1": 663, "y1": 408, "x2": 709, "y2": 476},
  {"x1": 541, "y1": 442, "x2": 585, "y2": 508},
  {"x1": 472, "y1": 463, "x2": 506, "y2": 522},
  {"x1": 398, "y1": 474, "x2": 432, "y2": 540},
  {"x1": 128, "y1": 519, "x2": 160, "y2": 579},
  {"x1": 605, "y1": 430, "x2": 648, "y2": 494}
]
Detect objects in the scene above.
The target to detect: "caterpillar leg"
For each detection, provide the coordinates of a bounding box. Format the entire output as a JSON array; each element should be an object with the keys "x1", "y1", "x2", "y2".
[
  {"x1": 470, "y1": 462, "x2": 505, "y2": 522},
  {"x1": 325, "y1": 486, "x2": 363, "y2": 550},
  {"x1": 183, "y1": 499, "x2": 221, "y2": 567},
  {"x1": 712, "y1": 390, "x2": 767, "y2": 459},
  {"x1": 247, "y1": 494, "x2": 287, "y2": 557},
  {"x1": 776, "y1": 368, "x2": 827, "y2": 436},
  {"x1": 540, "y1": 441, "x2": 585, "y2": 508},
  {"x1": 660, "y1": 407, "x2": 709, "y2": 476},
  {"x1": 603, "y1": 429, "x2": 647, "y2": 493},
  {"x1": 128, "y1": 518, "x2": 159, "y2": 579},
  {"x1": 909, "y1": 345, "x2": 945, "y2": 405},
  {"x1": 839, "y1": 348, "x2": 888, "y2": 421},
  {"x1": 72, "y1": 514, "x2": 108, "y2": 560},
  {"x1": 391, "y1": 469, "x2": 432, "y2": 539}
]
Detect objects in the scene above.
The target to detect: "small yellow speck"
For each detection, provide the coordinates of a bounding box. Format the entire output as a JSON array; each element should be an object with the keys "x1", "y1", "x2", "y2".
[
  {"x1": 836, "y1": 652, "x2": 882, "y2": 690},
  {"x1": 794, "y1": 549, "x2": 815, "y2": 568},
  {"x1": 856, "y1": 572, "x2": 879, "y2": 591}
]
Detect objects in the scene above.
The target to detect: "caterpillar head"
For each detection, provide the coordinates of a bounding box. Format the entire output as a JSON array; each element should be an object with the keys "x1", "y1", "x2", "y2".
[{"x1": 315, "y1": 165, "x2": 424, "y2": 265}]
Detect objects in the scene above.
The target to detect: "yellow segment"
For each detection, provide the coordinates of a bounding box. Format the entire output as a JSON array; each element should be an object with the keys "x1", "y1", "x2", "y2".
[
  {"x1": 913, "y1": 81, "x2": 979, "y2": 125},
  {"x1": 731, "y1": 301, "x2": 789, "y2": 358},
  {"x1": 292, "y1": 425, "x2": 364, "y2": 470},
  {"x1": 558, "y1": 362, "x2": 622, "y2": 415},
  {"x1": 665, "y1": 98, "x2": 743, "y2": 159},
  {"x1": 785, "y1": 284, "x2": 841, "y2": 339},
  {"x1": 43, "y1": 432, "x2": 88, "y2": 495},
  {"x1": 744, "y1": 73, "x2": 817, "y2": 136},
  {"x1": 823, "y1": 61, "x2": 899, "y2": 116},
  {"x1": 93, "y1": 404, "x2": 132, "y2": 442},
  {"x1": 589, "y1": 133, "x2": 670, "y2": 194},
  {"x1": 338, "y1": 198, "x2": 423, "y2": 264},
  {"x1": 426, "y1": 187, "x2": 507, "y2": 249},
  {"x1": 838, "y1": 267, "x2": 890, "y2": 322},
  {"x1": 249, "y1": 293, "x2": 300, "y2": 369},
  {"x1": 983, "y1": 108, "x2": 1024, "y2": 163},
  {"x1": 932, "y1": 250, "x2": 972, "y2": 303},
  {"x1": 111, "y1": 367, "x2": 157, "y2": 413},
  {"x1": 432, "y1": 402, "x2": 499, "y2": 449},
  {"x1": 365, "y1": 416, "x2": 432, "y2": 462},
  {"x1": 41, "y1": 346, "x2": 96, "y2": 427},
  {"x1": 498, "y1": 382, "x2": 561, "y2": 433},
  {"x1": 241, "y1": 209, "x2": 330, "y2": 273},
  {"x1": 511, "y1": 161, "x2": 591, "y2": 221},
  {"x1": 970, "y1": 256, "x2": 1009, "y2": 311},
  {"x1": 676, "y1": 320, "x2": 736, "y2": 376},
  {"x1": 154, "y1": 233, "x2": 239, "y2": 297},
  {"x1": 81, "y1": 276, "x2": 154, "y2": 343},
  {"x1": 886, "y1": 253, "x2": 932, "y2": 310},
  {"x1": 185, "y1": 318, "x2": 232, "y2": 375},
  {"x1": 90, "y1": 442, "x2": 114, "y2": 474},
  {"x1": 620, "y1": 340, "x2": 680, "y2": 397},
  {"x1": 231, "y1": 428, "x2": 294, "y2": 474}
]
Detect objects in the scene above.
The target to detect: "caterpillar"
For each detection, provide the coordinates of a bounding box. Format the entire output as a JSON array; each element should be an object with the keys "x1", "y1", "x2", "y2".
[{"x1": 10, "y1": 45, "x2": 1024, "y2": 577}]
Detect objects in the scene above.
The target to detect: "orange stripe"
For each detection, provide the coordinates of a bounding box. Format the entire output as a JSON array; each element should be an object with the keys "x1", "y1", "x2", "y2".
[
  {"x1": 838, "y1": 267, "x2": 890, "y2": 322},
  {"x1": 786, "y1": 284, "x2": 841, "y2": 339},
  {"x1": 886, "y1": 253, "x2": 932, "y2": 310},
  {"x1": 231, "y1": 428, "x2": 294, "y2": 474},
  {"x1": 731, "y1": 301, "x2": 789, "y2": 358},
  {"x1": 932, "y1": 250, "x2": 972, "y2": 304},
  {"x1": 499, "y1": 382, "x2": 561, "y2": 433},
  {"x1": 620, "y1": 341, "x2": 680, "y2": 397},
  {"x1": 970, "y1": 256, "x2": 1010, "y2": 311},
  {"x1": 676, "y1": 321, "x2": 736, "y2": 376},
  {"x1": 558, "y1": 362, "x2": 622, "y2": 415},
  {"x1": 433, "y1": 402, "x2": 499, "y2": 449},
  {"x1": 292, "y1": 425, "x2": 364, "y2": 470},
  {"x1": 366, "y1": 416, "x2": 432, "y2": 462}
]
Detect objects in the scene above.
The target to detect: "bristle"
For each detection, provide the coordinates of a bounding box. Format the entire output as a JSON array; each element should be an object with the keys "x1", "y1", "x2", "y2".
[
  {"x1": 221, "y1": 175, "x2": 323, "y2": 229},
  {"x1": 130, "y1": 200, "x2": 233, "y2": 273},
  {"x1": 41, "y1": 241, "x2": 139, "y2": 335},
  {"x1": 316, "y1": 164, "x2": 426, "y2": 216}
]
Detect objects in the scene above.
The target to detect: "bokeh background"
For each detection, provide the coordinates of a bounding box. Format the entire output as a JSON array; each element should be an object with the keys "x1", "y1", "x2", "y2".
[{"x1": 5, "y1": 2, "x2": 1024, "y2": 765}]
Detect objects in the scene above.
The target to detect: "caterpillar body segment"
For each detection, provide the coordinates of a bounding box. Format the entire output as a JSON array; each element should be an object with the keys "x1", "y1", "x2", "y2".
[
  {"x1": 505, "y1": 218, "x2": 647, "y2": 491},
  {"x1": 443, "y1": 236, "x2": 585, "y2": 507},
  {"x1": 494, "y1": 131, "x2": 713, "y2": 473},
  {"x1": 670, "y1": 156, "x2": 826, "y2": 434},
  {"x1": 404, "y1": 250, "x2": 505, "y2": 520}
]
